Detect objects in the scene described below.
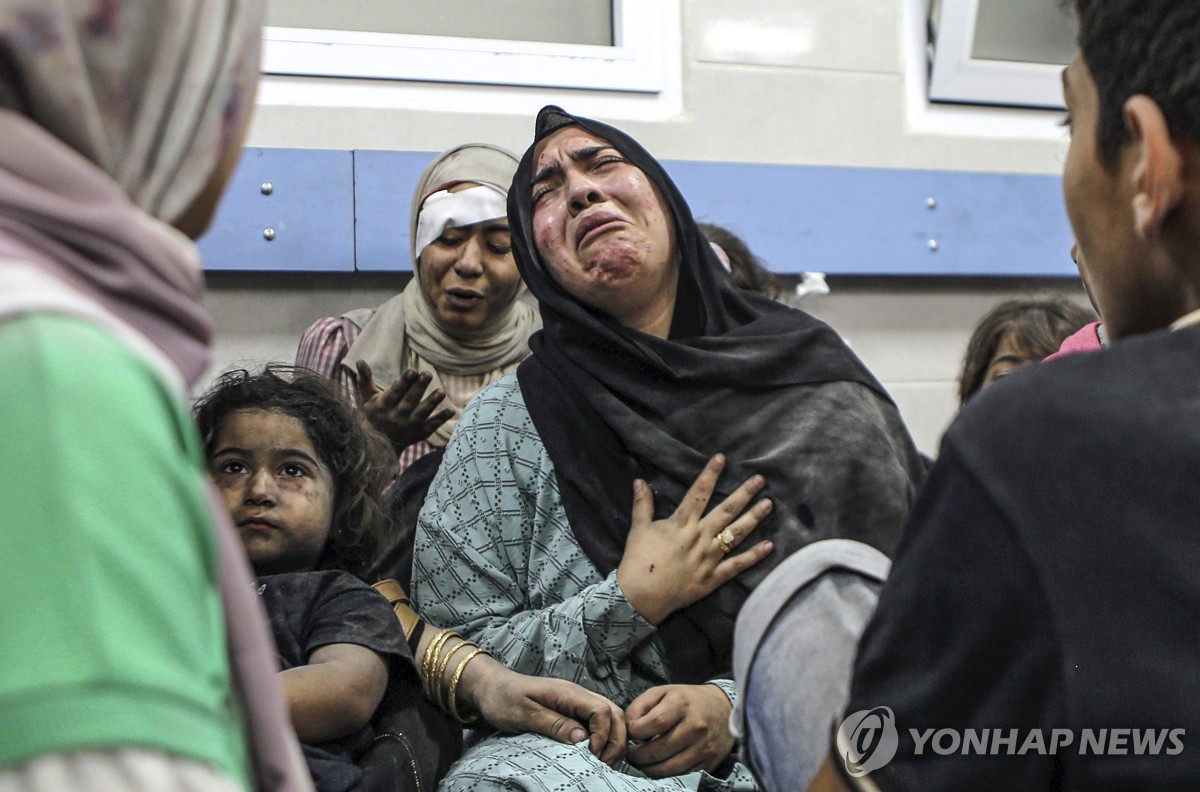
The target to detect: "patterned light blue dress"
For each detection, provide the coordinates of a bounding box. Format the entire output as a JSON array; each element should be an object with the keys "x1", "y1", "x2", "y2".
[{"x1": 412, "y1": 375, "x2": 758, "y2": 791}]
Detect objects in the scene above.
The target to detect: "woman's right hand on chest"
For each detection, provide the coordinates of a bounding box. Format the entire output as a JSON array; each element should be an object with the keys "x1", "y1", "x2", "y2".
[{"x1": 616, "y1": 454, "x2": 774, "y2": 626}]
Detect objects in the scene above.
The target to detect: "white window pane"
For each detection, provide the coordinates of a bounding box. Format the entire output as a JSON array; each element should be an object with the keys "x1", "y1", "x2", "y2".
[
  {"x1": 970, "y1": 0, "x2": 1075, "y2": 66},
  {"x1": 926, "y1": 0, "x2": 1073, "y2": 109},
  {"x1": 266, "y1": 0, "x2": 614, "y2": 46}
]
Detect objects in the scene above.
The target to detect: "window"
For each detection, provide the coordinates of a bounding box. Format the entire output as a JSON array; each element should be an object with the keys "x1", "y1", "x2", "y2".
[
  {"x1": 262, "y1": 0, "x2": 671, "y2": 94},
  {"x1": 927, "y1": 0, "x2": 1077, "y2": 109},
  {"x1": 266, "y1": 0, "x2": 613, "y2": 45}
]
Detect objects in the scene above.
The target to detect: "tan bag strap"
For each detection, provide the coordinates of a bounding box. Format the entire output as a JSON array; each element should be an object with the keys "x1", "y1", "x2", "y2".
[{"x1": 373, "y1": 578, "x2": 423, "y2": 642}]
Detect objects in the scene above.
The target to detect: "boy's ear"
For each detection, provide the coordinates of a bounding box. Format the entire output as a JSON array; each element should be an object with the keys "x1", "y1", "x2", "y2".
[{"x1": 1125, "y1": 94, "x2": 1184, "y2": 240}]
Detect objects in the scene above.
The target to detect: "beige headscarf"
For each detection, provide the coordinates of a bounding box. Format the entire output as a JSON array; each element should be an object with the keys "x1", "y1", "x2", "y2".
[
  {"x1": 344, "y1": 143, "x2": 541, "y2": 446},
  {"x1": 0, "y1": 3, "x2": 312, "y2": 789}
]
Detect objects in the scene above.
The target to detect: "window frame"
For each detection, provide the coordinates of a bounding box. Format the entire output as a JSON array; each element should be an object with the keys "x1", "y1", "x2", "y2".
[
  {"x1": 927, "y1": 0, "x2": 1069, "y2": 110},
  {"x1": 261, "y1": 0, "x2": 669, "y2": 94}
]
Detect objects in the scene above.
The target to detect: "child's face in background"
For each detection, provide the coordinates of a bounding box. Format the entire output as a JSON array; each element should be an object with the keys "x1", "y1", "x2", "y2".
[{"x1": 209, "y1": 409, "x2": 335, "y2": 576}]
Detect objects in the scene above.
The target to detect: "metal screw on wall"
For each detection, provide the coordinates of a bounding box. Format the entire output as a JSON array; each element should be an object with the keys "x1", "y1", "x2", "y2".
[
  {"x1": 927, "y1": 199, "x2": 938, "y2": 251},
  {"x1": 260, "y1": 182, "x2": 273, "y2": 195},
  {"x1": 263, "y1": 228, "x2": 276, "y2": 241}
]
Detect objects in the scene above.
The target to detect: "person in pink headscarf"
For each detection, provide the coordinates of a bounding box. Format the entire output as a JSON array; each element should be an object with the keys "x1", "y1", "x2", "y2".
[{"x1": 0, "y1": 2, "x2": 310, "y2": 790}]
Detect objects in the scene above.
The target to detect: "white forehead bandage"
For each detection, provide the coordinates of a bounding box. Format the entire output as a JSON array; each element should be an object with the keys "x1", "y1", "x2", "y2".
[{"x1": 414, "y1": 184, "x2": 509, "y2": 256}]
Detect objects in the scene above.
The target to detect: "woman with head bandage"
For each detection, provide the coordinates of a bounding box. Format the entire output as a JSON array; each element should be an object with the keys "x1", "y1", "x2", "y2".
[
  {"x1": 296, "y1": 143, "x2": 538, "y2": 588},
  {"x1": 296, "y1": 143, "x2": 538, "y2": 476}
]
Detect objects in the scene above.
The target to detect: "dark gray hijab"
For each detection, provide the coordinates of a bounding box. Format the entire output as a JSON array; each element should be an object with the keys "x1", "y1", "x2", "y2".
[{"x1": 511, "y1": 106, "x2": 925, "y2": 684}]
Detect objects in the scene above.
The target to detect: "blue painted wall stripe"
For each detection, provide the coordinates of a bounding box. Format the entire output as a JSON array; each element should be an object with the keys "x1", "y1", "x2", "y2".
[
  {"x1": 353, "y1": 150, "x2": 440, "y2": 272},
  {"x1": 198, "y1": 148, "x2": 355, "y2": 272},
  {"x1": 198, "y1": 147, "x2": 1076, "y2": 277},
  {"x1": 664, "y1": 160, "x2": 1076, "y2": 277}
]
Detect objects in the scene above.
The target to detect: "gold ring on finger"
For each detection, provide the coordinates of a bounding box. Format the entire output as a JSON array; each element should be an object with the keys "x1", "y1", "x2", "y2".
[{"x1": 715, "y1": 528, "x2": 735, "y2": 555}]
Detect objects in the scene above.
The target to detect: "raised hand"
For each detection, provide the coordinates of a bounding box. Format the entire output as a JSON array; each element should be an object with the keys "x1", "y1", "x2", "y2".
[
  {"x1": 616, "y1": 454, "x2": 773, "y2": 626},
  {"x1": 625, "y1": 684, "x2": 736, "y2": 777},
  {"x1": 355, "y1": 361, "x2": 454, "y2": 451}
]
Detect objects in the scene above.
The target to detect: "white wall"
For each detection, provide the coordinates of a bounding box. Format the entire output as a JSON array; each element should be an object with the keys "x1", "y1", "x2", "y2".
[
  {"x1": 245, "y1": 0, "x2": 1070, "y2": 171},
  {"x1": 202, "y1": 273, "x2": 1091, "y2": 457},
  {"x1": 203, "y1": 0, "x2": 1088, "y2": 457}
]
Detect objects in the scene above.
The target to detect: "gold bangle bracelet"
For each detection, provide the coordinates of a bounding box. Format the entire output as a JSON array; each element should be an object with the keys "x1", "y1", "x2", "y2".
[
  {"x1": 422, "y1": 630, "x2": 456, "y2": 701},
  {"x1": 434, "y1": 637, "x2": 470, "y2": 709},
  {"x1": 420, "y1": 629, "x2": 437, "y2": 693},
  {"x1": 447, "y1": 646, "x2": 488, "y2": 724},
  {"x1": 421, "y1": 629, "x2": 444, "y2": 696},
  {"x1": 432, "y1": 632, "x2": 467, "y2": 706}
]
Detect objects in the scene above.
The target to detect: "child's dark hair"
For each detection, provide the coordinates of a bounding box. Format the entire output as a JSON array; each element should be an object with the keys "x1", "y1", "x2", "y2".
[
  {"x1": 194, "y1": 366, "x2": 393, "y2": 579},
  {"x1": 958, "y1": 297, "x2": 1095, "y2": 404},
  {"x1": 699, "y1": 222, "x2": 781, "y2": 300},
  {"x1": 1071, "y1": 0, "x2": 1200, "y2": 171}
]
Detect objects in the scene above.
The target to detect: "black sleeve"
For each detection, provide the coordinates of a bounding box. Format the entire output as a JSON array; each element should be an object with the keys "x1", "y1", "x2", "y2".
[
  {"x1": 841, "y1": 442, "x2": 1064, "y2": 792},
  {"x1": 303, "y1": 571, "x2": 420, "y2": 690}
]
